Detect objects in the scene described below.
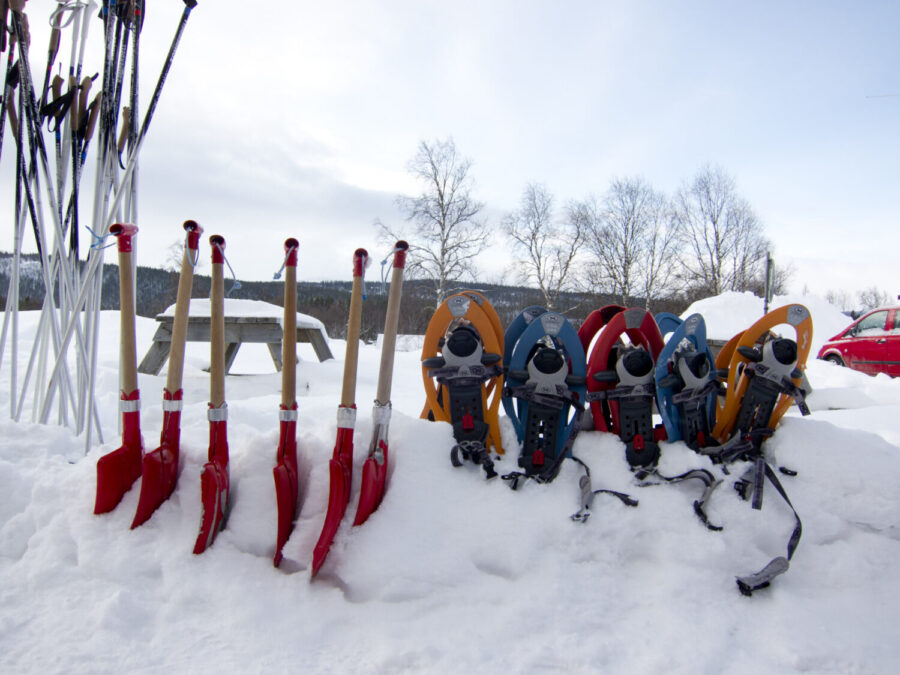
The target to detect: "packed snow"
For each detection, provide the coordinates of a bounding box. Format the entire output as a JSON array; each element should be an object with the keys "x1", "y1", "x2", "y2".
[{"x1": 2, "y1": 293, "x2": 900, "y2": 673}]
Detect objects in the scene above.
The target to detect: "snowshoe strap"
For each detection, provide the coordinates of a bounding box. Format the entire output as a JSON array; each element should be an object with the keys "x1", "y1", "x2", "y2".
[
  {"x1": 569, "y1": 455, "x2": 639, "y2": 523},
  {"x1": 635, "y1": 468, "x2": 724, "y2": 531},
  {"x1": 734, "y1": 460, "x2": 803, "y2": 596}
]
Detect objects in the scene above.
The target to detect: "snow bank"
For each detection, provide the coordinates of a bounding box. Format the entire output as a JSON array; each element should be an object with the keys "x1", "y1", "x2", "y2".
[
  {"x1": 2, "y1": 293, "x2": 900, "y2": 673},
  {"x1": 683, "y1": 291, "x2": 851, "y2": 354}
]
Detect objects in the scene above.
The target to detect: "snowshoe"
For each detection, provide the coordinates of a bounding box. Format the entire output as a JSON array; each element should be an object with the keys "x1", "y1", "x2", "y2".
[
  {"x1": 502, "y1": 311, "x2": 587, "y2": 484},
  {"x1": 706, "y1": 304, "x2": 813, "y2": 595},
  {"x1": 654, "y1": 313, "x2": 720, "y2": 450},
  {"x1": 712, "y1": 304, "x2": 813, "y2": 444},
  {"x1": 584, "y1": 308, "x2": 665, "y2": 468},
  {"x1": 421, "y1": 292, "x2": 505, "y2": 476}
]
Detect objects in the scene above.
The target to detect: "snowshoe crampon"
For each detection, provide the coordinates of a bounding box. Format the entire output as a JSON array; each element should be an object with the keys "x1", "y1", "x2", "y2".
[{"x1": 421, "y1": 291, "x2": 505, "y2": 476}]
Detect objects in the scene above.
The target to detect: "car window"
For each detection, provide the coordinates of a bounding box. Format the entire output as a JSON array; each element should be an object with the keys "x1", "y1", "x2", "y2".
[
  {"x1": 892, "y1": 312, "x2": 900, "y2": 334},
  {"x1": 856, "y1": 311, "x2": 889, "y2": 336}
]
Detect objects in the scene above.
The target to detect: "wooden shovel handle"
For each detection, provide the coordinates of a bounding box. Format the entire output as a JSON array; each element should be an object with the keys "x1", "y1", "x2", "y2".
[
  {"x1": 340, "y1": 248, "x2": 367, "y2": 407},
  {"x1": 165, "y1": 220, "x2": 202, "y2": 392},
  {"x1": 111, "y1": 223, "x2": 139, "y2": 395},
  {"x1": 209, "y1": 235, "x2": 226, "y2": 407},
  {"x1": 375, "y1": 241, "x2": 408, "y2": 403},
  {"x1": 281, "y1": 238, "x2": 298, "y2": 406}
]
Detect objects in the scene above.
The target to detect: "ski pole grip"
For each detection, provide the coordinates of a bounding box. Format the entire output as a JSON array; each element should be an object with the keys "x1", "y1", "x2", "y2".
[
  {"x1": 84, "y1": 99, "x2": 100, "y2": 143},
  {"x1": 352, "y1": 248, "x2": 368, "y2": 277},
  {"x1": 184, "y1": 220, "x2": 202, "y2": 249},
  {"x1": 210, "y1": 234, "x2": 225, "y2": 263},
  {"x1": 183, "y1": 0, "x2": 198, "y2": 8},
  {"x1": 117, "y1": 107, "x2": 131, "y2": 154},
  {"x1": 110, "y1": 223, "x2": 139, "y2": 252},
  {"x1": 393, "y1": 240, "x2": 409, "y2": 269},
  {"x1": 284, "y1": 238, "x2": 298, "y2": 267}
]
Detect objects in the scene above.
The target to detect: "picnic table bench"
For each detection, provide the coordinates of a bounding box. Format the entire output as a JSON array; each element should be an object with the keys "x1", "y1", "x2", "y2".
[{"x1": 138, "y1": 298, "x2": 333, "y2": 375}]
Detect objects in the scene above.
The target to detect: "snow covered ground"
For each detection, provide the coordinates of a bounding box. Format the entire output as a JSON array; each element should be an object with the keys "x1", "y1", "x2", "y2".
[{"x1": 2, "y1": 293, "x2": 899, "y2": 673}]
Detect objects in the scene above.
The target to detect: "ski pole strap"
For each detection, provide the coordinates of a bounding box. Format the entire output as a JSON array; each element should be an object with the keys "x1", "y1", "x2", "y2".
[
  {"x1": 635, "y1": 468, "x2": 724, "y2": 531},
  {"x1": 735, "y1": 461, "x2": 802, "y2": 596}
]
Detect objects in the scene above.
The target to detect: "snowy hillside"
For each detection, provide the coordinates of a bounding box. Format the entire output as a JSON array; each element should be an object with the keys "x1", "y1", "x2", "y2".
[{"x1": 2, "y1": 295, "x2": 900, "y2": 673}]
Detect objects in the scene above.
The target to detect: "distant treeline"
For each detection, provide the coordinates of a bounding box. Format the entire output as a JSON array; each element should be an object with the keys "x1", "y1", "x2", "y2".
[{"x1": 0, "y1": 252, "x2": 689, "y2": 339}]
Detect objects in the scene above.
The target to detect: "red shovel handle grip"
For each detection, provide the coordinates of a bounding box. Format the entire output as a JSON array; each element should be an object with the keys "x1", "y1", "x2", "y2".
[
  {"x1": 184, "y1": 220, "x2": 203, "y2": 250},
  {"x1": 210, "y1": 234, "x2": 225, "y2": 263},
  {"x1": 352, "y1": 248, "x2": 368, "y2": 277},
  {"x1": 110, "y1": 223, "x2": 139, "y2": 252},
  {"x1": 393, "y1": 240, "x2": 409, "y2": 269},
  {"x1": 284, "y1": 238, "x2": 299, "y2": 267}
]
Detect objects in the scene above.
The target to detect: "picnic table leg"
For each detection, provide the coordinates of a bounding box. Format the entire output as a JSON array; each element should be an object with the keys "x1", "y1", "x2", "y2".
[
  {"x1": 223, "y1": 343, "x2": 241, "y2": 374},
  {"x1": 298, "y1": 328, "x2": 334, "y2": 362},
  {"x1": 267, "y1": 342, "x2": 283, "y2": 371},
  {"x1": 138, "y1": 341, "x2": 172, "y2": 375}
]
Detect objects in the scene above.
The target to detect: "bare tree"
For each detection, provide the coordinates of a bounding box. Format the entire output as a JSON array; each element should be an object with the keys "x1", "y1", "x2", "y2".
[
  {"x1": 825, "y1": 288, "x2": 854, "y2": 312},
  {"x1": 379, "y1": 138, "x2": 488, "y2": 305},
  {"x1": 673, "y1": 165, "x2": 768, "y2": 297},
  {"x1": 639, "y1": 199, "x2": 681, "y2": 309},
  {"x1": 503, "y1": 183, "x2": 583, "y2": 310},
  {"x1": 857, "y1": 286, "x2": 892, "y2": 312},
  {"x1": 574, "y1": 177, "x2": 673, "y2": 306}
]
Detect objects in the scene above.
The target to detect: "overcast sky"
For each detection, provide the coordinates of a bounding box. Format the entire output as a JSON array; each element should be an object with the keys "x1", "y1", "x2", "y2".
[{"x1": 2, "y1": 0, "x2": 898, "y2": 299}]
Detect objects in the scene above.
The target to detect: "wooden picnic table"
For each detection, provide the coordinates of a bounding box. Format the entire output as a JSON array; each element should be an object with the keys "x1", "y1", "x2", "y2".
[{"x1": 138, "y1": 298, "x2": 333, "y2": 375}]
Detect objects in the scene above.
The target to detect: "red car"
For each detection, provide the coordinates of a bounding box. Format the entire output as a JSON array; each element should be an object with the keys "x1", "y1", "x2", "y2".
[{"x1": 817, "y1": 306, "x2": 900, "y2": 377}]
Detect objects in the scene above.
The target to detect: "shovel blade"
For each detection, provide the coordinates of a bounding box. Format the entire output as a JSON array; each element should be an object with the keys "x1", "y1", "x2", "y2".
[
  {"x1": 353, "y1": 441, "x2": 388, "y2": 526},
  {"x1": 273, "y1": 461, "x2": 298, "y2": 567},
  {"x1": 193, "y1": 460, "x2": 229, "y2": 554},
  {"x1": 311, "y1": 456, "x2": 351, "y2": 576},
  {"x1": 94, "y1": 442, "x2": 142, "y2": 514},
  {"x1": 130, "y1": 444, "x2": 179, "y2": 528}
]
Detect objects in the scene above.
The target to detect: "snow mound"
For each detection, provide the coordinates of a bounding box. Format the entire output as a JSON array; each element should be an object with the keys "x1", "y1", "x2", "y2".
[{"x1": 683, "y1": 291, "x2": 851, "y2": 353}]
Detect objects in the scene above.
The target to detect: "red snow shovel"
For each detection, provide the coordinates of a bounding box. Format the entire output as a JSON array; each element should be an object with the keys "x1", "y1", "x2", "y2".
[
  {"x1": 273, "y1": 237, "x2": 300, "y2": 567},
  {"x1": 312, "y1": 247, "x2": 368, "y2": 576},
  {"x1": 131, "y1": 220, "x2": 202, "y2": 528},
  {"x1": 95, "y1": 224, "x2": 144, "y2": 514},
  {"x1": 354, "y1": 241, "x2": 408, "y2": 526},
  {"x1": 194, "y1": 235, "x2": 230, "y2": 554}
]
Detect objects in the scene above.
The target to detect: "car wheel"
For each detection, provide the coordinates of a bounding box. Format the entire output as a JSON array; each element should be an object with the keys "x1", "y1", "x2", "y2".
[{"x1": 825, "y1": 354, "x2": 845, "y2": 367}]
